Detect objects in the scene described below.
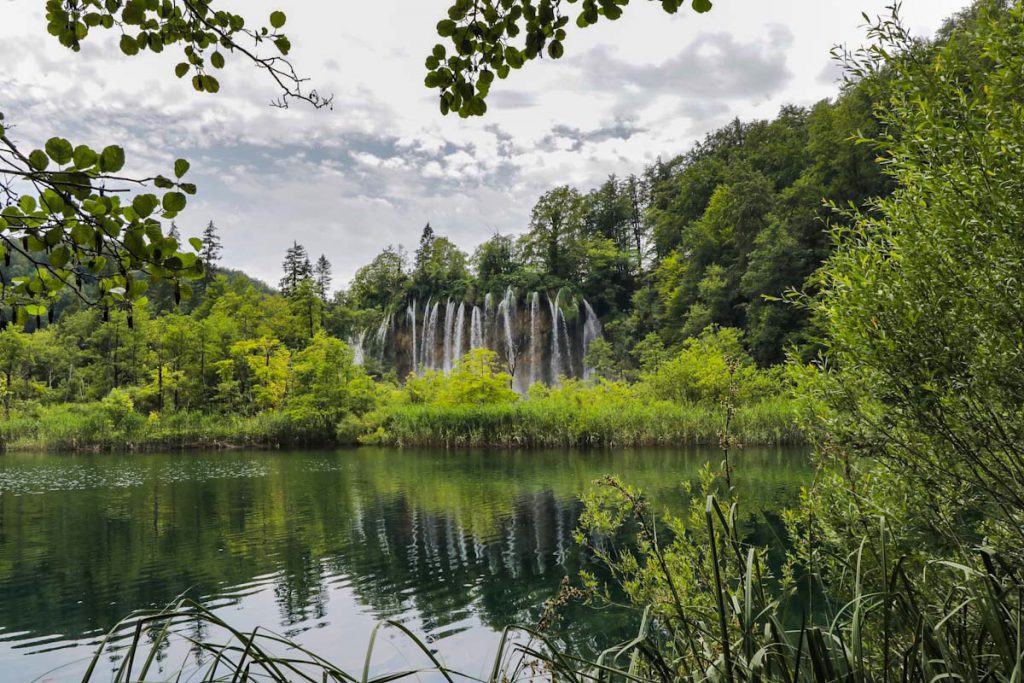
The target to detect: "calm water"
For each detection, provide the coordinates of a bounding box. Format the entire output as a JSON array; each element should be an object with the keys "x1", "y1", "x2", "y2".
[{"x1": 0, "y1": 447, "x2": 811, "y2": 681}]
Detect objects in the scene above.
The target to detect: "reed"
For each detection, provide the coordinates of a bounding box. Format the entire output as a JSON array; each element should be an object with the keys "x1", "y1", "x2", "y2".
[
  {"x1": 1, "y1": 404, "x2": 340, "y2": 452},
  {"x1": 378, "y1": 397, "x2": 803, "y2": 448}
]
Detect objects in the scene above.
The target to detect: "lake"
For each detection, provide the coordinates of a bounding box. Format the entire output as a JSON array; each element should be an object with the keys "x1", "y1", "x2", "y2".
[{"x1": 0, "y1": 447, "x2": 811, "y2": 681}]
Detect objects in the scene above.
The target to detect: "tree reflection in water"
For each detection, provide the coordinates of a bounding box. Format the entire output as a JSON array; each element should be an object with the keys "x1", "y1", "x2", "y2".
[{"x1": 0, "y1": 447, "x2": 811, "y2": 680}]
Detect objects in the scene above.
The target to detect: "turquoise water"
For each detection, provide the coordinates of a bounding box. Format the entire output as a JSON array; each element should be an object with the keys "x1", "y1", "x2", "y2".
[{"x1": 0, "y1": 447, "x2": 811, "y2": 681}]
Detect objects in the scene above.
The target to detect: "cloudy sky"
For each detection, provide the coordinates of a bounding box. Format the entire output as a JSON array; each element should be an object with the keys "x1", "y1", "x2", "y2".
[{"x1": 1, "y1": 0, "x2": 969, "y2": 289}]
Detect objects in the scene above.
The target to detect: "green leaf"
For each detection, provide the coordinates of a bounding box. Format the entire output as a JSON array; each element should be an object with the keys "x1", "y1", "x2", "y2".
[
  {"x1": 210, "y1": 51, "x2": 225, "y2": 69},
  {"x1": 119, "y1": 34, "x2": 139, "y2": 56},
  {"x1": 162, "y1": 191, "x2": 187, "y2": 213},
  {"x1": 189, "y1": 237, "x2": 203, "y2": 252},
  {"x1": 269, "y1": 10, "x2": 286, "y2": 28},
  {"x1": 132, "y1": 193, "x2": 159, "y2": 218},
  {"x1": 28, "y1": 150, "x2": 50, "y2": 171},
  {"x1": 99, "y1": 145, "x2": 126, "y2": 173},
  {"x1": 175, "y1": 62, "x2": 189, "y2": 78},
  {"x1": 45, "y1": 137, "x2": 74, "y2": 165},
  {"x1": 437, "y1": 19, "x2": 457, "y2": 37},
  {"x1": 40, "y1": 189, "x2": 65, "y2": 214},
  {"x1": 174, "y1": 159, "x2": 190, "y2": 178},
  {"x1": 73, "y1": 145, "x2": 98, "y2": 169},
  {"x1": 50, "y1": 246, "x2": 71, "y2": 268},
  {"x1": 691, "y1": 0, "x2": 712, "y2": 12}
]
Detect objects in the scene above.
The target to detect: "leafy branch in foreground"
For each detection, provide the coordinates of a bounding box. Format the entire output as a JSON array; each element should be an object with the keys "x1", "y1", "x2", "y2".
[
  {"x1": 427, "y1": 0, "x2": 713, "y2": 117},
  {"x1": 0, "y1": 113, "x2": 203, "y2": 325},
  {"x1": 43, "y1": 0, "x2": 332, "y2": 109}
]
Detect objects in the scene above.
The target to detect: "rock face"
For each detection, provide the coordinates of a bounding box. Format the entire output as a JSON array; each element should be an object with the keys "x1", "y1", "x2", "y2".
[{"x1": 351, "y1": 288, "x2": 603, "y2": 391}]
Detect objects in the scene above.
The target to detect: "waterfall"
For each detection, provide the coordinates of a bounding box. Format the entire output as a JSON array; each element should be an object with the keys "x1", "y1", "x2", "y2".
[
  {"x1": 420, "y1": 298, "x2": 431, "y2": 370},
  {"x1": 483, "y1": 292, "x2": 493, "y2": 350},
  {"x1": 375, "y1": 312, "x2": 391, "y2": 360},
  {"x1": 426, "y1": 301, "x2": 440, "y2": 370},
  {"x1": 382, "y1": 292, "x2": 601, "y2": 384},
  {"x1": 582, "y1": 299, "x2": 602, "y2": 379},
  {"x1": 497, "y1": 287, "x2": 516, "y2": 371},
  {"x1": 529, "y1": 292, "x2": 540, "y2": 387},
  {"x1": 407, "y1": 302, "x2": 418, "y2": 373},
  {"x1": 548, "y1": 292, "x2": 562, "y2": 382},
  {"x1": 470, "y1": 305, "x2": 483, "y2": 350},
  {"x1": 453, "y1": 302, "x2": 465, "y2": 368},
  {"x1": 443, "y1": 299, "x2": 455, "y2": 373},
  {"x1": 350, "y1": 329, "x2": 366, "y2": 366},
  {"x1": 560, "y1": 299, "x2": 574, "y2": 376}
]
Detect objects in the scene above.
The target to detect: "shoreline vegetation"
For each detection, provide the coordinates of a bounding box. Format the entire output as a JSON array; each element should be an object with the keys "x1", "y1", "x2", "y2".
[
  {"x1": 2, "y1": 324, "x2": 805, "y2": 454},
  {"x1": 0, "y1": 396, "x2": 802, "y2": 452},
  {"x1": 0, "y1": 332, "x2": 802, "y2": 451}
]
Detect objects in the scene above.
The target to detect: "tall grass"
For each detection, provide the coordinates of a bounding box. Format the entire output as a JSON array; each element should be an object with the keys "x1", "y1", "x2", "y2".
[
  {"x1": 378, "y1": 398, "x2": 803, "y2": 448},
  {"x1": 0, "y1": 404, "x2": 339, "y2": 452}
]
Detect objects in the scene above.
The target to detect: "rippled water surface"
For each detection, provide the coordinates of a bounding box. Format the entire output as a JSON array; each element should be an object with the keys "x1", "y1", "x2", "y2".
[{"x1": 0, "y1": 447, "x2": 811, "y2": 681}]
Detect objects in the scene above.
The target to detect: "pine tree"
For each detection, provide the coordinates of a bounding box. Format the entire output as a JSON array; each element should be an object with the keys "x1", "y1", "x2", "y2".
[
  {"x1": 280, "y1": 241, "x2": 312, "y2": 296},
  {"x1": 168, "y1": 221, "x2": 181, "y2": 243},
  {"x1": 200, "y1": 221, "x2": 223, "y2": 280},
  {"x1": 314, "y1": 254, "x2": 332, "y2": 301},
  {"x1": 414, "y1": 223, "x2": 435, "y2": 273}
]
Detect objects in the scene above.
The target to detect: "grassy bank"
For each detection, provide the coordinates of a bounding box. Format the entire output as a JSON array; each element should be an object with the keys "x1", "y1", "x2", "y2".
[
  {"x1": 0, "y1": 403, "x2": 338, "y2": 452},
  {"x1": 1, "y1": 396, "x2": 802, "y2": 452},
  {"x1": 375, "y1": 397, "x2": 801, "y2": 447}
]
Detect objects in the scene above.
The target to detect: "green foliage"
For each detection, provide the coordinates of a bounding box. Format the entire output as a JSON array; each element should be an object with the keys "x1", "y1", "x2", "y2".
[
  {"x1": 436, "y1": 348, "x2": 518, "y2": 406},
  {"x1": 566, "y1": 468, "x2": 1024, "y2": 683},
  {"x1": 285, "y1": 332, "x2": 376, "y2": 439},
  {"x1": 42, "y1": 0, "x2": 327, "y2": 108},
  {"x1": 411, "y1": 225, "x2": 471, "y2": 300},
  {"x1": 643, "y1": 327, "x2": 780, "y2": 404},
  {"x1": 0, "y1": 125, "x2": 203, "y2": 320},
  {"x1": 426, "y1": 0, "x2": 712, "y2": 117},
  {"x1": 376, "y1": 368, "x2": 799, "y2": 448}
]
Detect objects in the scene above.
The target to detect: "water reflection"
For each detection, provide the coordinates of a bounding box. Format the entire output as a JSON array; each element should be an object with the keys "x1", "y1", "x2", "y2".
[{"x1": 0, "y1": 447, "x2": 811, "y2": 680}]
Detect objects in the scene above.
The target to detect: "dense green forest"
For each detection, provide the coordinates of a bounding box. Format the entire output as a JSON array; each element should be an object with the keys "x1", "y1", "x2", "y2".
[{"x1": 0, "y1": 42, "x2": 890, "y2": 450}]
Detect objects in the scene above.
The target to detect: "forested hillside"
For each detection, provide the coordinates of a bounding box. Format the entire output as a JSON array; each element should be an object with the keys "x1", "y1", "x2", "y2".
[{"x1": 1, "y1": 43, "x2": 891, "y2": 449}]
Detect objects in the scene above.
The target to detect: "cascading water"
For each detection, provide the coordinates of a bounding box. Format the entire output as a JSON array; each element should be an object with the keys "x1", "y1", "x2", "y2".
[
  {"x1": 483, "y1": 293, "x2": 493, "y2": 350},
  {"x1": 443, "y1": 299, "x2": 455, "y2": 373},
  {"x1": 548, "y1": 292, "x2": 563, "y2": 382},
  {"x1": 582, "y1": 299, "x2": 602, "y2": 379},
  {"x1": 407, "y1": 302, "x2": 417, "y2": 373},
  {"x1": 470, "y1": 306, "x2": 483, "y2": 350},
  {"x1": 453, "y1": 302, "x2": 465, "y2": 367},
  {"x1": 561, "y1": 293, "x2": 574, "y2": 376},
  {"x1": 529, "y1": 292, "x2": 540, "y2": 387},
  {"x1": 375, "y1": 312, "x2": 391, "y2": 360},
  {"x1": 497, "y1": 287, "x2": 516, "y2": 372},
  {"x1": 366, "y1": 290, "x2": 602, "y2": 386},
  {"x1": 350, "y1": 329, "x2": 366, "y2": 366},
  {"x1": 419, "y1": 298, "x2": 431, "y2": 370},
  {"x1": 426, "y1": 302, "x2": 440, "y2": 370}
]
